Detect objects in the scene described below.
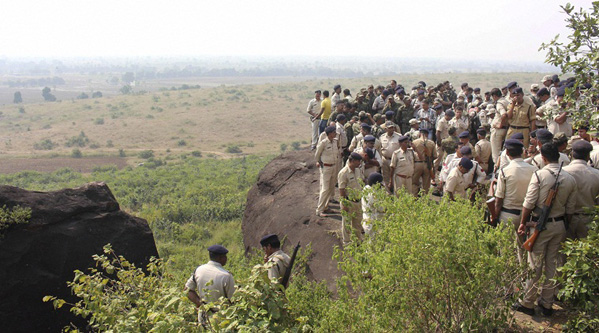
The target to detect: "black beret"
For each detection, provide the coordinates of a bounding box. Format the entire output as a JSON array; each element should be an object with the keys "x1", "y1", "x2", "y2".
[
  {"x1": 461, "y1": 82, "x2": 468, "y2": 88},
  {"x1": 557, "y1": 87, "x2": 566, "y2": 97},
  {"x1": 513, "y1": 87, "x2": 524, "y2": 94},
  {"x1": 367, "y1": 172, "x2": 383, "y2": 186},
  {"x1": 474, "y1": 87, "x2": 481, "y2": 92},
  {"x1": 350, "y1": 152, "x2": 363, "y2": 160},
  {"x1": 396, "y1": 88, "x2": 405, "y2": 94},
  {"x1": 536, "y1": 129, "x2": 554, "y2": 142},
  {"x1": 398, "y1": 135, "x2": 409, "y2": 142},
  {"x1": 382, "y1": 89, "x2": 390, "y2": 96},
  {"x1": 419, "y1": 128, "x2": 429, "y2": 134},
  {"x1": 208, "y1": 244, "x2": 229, "y2": 255},
  {"x1": 365, "y1": 147, "x2": 375, "y2": 159},
  {"x1": 336, "y1": 114, "x2": 346, "y2": 121},
  {"x1": 537, "y1": 87, "x2": 550, "y2": 96},
  {"x1": 385, "y1": 110, "x2": 395, "y2": 117},
  {"x1": 506, "y1": 81, "x2": 518, "y2": 89},
  {"x1": 458, "y1": 131, "x2": 470, "y2": 138},
  {"x1": 504, "y1": 139, "x2": 524, "y2": 149},
  {"x1": 360, "y1": 123, "x2": 371, "y2": 131},
  {"x1": 325, "y1": 126, "x2": 336, "y2": 134},
  {"x1": 459, "y1": 157, "x2": 473, "y2": 170},
  {"x1": 334, "y1": 84, "x2": 341, "y2": 90},
  {"x1": 459, "y1": 146, "x2": 472, "y2": 155},
  {"x1": 476, "y1": 128, "x2": 487, "y2": 136},
  {"x1": 509, "y1": 132, "x2": 524, "y2": 140},
  {"x1": 572, "y1": 140, "x2": 593, "y2": 154},
  {"x1": 552, "y1": 74, "x2": 560, "y2": 83},
  {"x1": 260, "y1": 234, "x2": 279, "y2": 247}
]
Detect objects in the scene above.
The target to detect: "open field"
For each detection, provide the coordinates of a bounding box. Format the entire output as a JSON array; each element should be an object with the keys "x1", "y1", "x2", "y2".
[{"x1": 0, "y1": 72, "x2": 553, "y2": 172}]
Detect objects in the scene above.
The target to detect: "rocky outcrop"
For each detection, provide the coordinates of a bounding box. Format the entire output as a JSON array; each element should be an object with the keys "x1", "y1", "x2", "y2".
[
  {"x1": 0, "y1": 182, "x2": 159, "y2": 332},
  {"x1": 242, "y1": 150, "x2": 342, "y2": 290}
]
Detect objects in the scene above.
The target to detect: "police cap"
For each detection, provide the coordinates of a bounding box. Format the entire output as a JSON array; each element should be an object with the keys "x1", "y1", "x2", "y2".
[
  {"x1": 459, "y1": 146, "x2": 472, "y2": 155},
  {"x1": 208, "y1": 244, "x2": 229, "y2": 255},
  {"x1": 385, "y1": 110, "x2": 395, "y2": 117},
  {"x1": 260, "y1": 234, "x2": 279, "y2": 247},
  {"x1": 364, "y1": 135, "x2": 376, "y2": 142},
  {"x1": 459, "y1": 157, "x2": 473, "y2": 170},
  {"x1": 325, "y1": 126, "x2": 336, "y2": 134},
  {"x1": 509, "y1": 132, "x2": 524, "y2": 140},
  {"x1": 504, "y1": 139, "x2": 524, "y2": 149},
  {"x1": 458, "y1": 131, "x2": 470, "y2": 138},
  {"x1": 572, "y1": 140, "x2": 593, "y2": 155},
  {"x1": 350, "y1": 152, "x2": 363, "y2": 160},
  {"x1": 506, "y1": 81, "x2": 518, "y2": 89},
  {"x1": 536, "y1": 129, "x2": 554, "y2": 143}
]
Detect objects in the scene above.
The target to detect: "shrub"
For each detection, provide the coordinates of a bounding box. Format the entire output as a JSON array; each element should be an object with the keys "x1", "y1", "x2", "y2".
[
  {"x1": 94, "y1": 118, "x2": 104, "y2": 125},
  {"x1": 226, "y1": 145, "x2": 242, "y2": 154},
  {"x1": 177, "y1": 140, "x2": 186, "y2": 146},
  {"x1": 65, "y1": 131, "x2": 89, "y2": 147},
  {"x1": 138, "y1": 150, "x2": 154, "y2": 159},
  {"x1": 557, "y1": 219, "x2": 599, "y2": 332},
  {"x1": 118, "y1": 149, "x2": 126, "y2": 157},
  {"x1": 106, "y1": 140, "x2": 114, "y2": 148},
  {"x1": 0, "y1": 205, "x2": 31, "y2": 237},
  {"x1": 191, "y1": 151, "x2": 202, "y2": 157},
  {"x1": 291, "y1": 141, "x2": 301, "y2": 150},
  {"x1": 33, "y1": 139, "x2": 58, "y2": 150},
  {"x1": 18, "y1": 107, "x2": 25, "y2": 114},
  {"x1": 71, "y1": 149, "x2": 82, "y2": 158},
  {"x1": 280, "y1": 143, "x2": 287, "y2": 152}
]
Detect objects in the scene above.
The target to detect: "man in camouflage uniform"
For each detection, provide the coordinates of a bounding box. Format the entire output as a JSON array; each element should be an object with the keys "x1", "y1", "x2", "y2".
[{"x1": 371, "y1": 114, "x2": 385, "y2": 138}]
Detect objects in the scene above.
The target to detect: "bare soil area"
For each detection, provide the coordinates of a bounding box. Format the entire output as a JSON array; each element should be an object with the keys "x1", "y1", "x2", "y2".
[{"x1": 0, "y1": 156, "x2": 129, "y2": 174}]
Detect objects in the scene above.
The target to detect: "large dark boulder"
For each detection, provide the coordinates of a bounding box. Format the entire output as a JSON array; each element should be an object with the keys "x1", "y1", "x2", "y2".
[
  {"x1": 242, "y1": 150, "x2": 342, "y2": 290},
  {"x1": 0, "y1": 182, "x2": 159, "y2": 332}
]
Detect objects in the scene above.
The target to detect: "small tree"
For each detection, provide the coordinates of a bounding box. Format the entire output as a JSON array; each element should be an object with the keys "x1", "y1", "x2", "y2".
[
  {"x1": 13, "y1": 91, "x2": 22, "y2": 103},
  {"x1": 120, "y1": 85, "x2": 132, "y2": 95},
  {"x1": 539, "y1": 2, "x2": 599, "y2": 127},
  {"x1": 42, "y1": 87, "x2": 56, "y2": 101},
  {"x1": 92, "y1": 91, "x2": 103, "y2": 98}
]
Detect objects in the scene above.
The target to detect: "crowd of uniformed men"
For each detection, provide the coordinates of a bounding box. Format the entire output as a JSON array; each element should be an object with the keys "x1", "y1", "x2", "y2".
[
  {"x1": 182, "y1": 76, "x2": 598, "y2": 323},
  {"x1": 309, "y1": 77, "x2": 599, "y2": 317}
]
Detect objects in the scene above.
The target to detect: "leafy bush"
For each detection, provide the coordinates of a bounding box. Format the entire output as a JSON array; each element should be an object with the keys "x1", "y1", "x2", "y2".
[
  {"x1": 280, "y1": 143, "x2": 287, "y2": 152},
  {"x1": 558, "y1": 219, "x2": 599, "y2": 332},
  {"x1": 0, "y1": 205, "x2": 31, "y2": 236},
  {"x1": 226, "y1": 145, "x2": 242, "y2": 154},
  {"x1": 191, "y1": 151, "x2": 202, "y2": 157},
  {"x1": 33, "y1": 139, "x2": 58, "y2": 150},
  {"x1": 313, "y1": 188, "x2": 520, "y2": 331},
  {"x1": 118, "y1": 149, "x2": 126, "y2": 157},
  {"x1": 65, "y1": 131, "x2": 89, "y2": 147},
  {"x1": 177, "y1": 140, "x2": 187, "y2": 146},
  {"x1": 291, "y1": 141, "x2": 301, "y2": 151},
  {"x1": 71, "y1": 148, "x2": 82, "y2": 158},
  {"x1": 138, "y1": 150, "x2": 154, "y2": 159}
]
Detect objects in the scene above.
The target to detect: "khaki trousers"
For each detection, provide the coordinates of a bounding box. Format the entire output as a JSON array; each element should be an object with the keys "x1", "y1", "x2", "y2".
[
  {"x1": 434, "y1": 146, "x2": 445, "y2": 172},
  {"x1": 567, "y1": 214, "x2": 592, "y2": 240},
  {"x1": 521, "y1": 220, "x2": 566, "y2": 309},
  {"x1": 311, "y1": 118, "x2": 320, "y2": 148},
  {"x1": 393, "y1": 174, "x2": 413, "y2": 196},
  {"x1": 499, "y1": 210, "x2": 525, "y2": 265},
  {"x1": 381, "y1": 157, "x2": 392, "y2": 187},
  {"x1": 412, "y1": 162, "x2": 431, "y2": 195},
  {"x1": 342, "y1": 201, "x2": 363, "y2": 244},
  {"x1": 506, "y1": 127, "x2": 530, "y2": 147},
  {"x1": 316, "y1": 165, "x2": 337, "y2": 214},
  {"x1": 490, "y1": 128, "x2": 507, "y2": 164}
]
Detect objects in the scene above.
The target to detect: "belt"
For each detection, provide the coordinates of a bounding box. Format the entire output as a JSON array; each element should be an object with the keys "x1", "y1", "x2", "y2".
[
  {"x1": 531, "y1": 215, "x2": 564, "y2": 222},
  {"x1": 536, "y1": 125, "x2": 546, "y2": 129},
  {"x1": 415, "y1": 161, "x2": 426, "y2": 163},
  {"x1": 573, "y1": 212, "x2": 593, "y2": 216},
  {"x1": 501, "y1": 207, "x2": 521, "y2": 215},
  {"x1": 323, "y1": 163, "x2": 334, "y2": 167},
  {"x1": 509, "y1": 125, "x2": 529, "y2": 129},
  {"x1": 395, "y1": 174, "x2": 412, "y2": 179},
  {"x1": 499, "y1": 126, "x2": 508, "y2": 129}
]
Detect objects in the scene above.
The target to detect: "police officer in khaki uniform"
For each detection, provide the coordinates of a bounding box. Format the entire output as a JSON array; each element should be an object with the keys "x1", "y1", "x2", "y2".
[
  {"x1": 562, "y1": 140, "x2": 599, "y2": 239},
  {"x1": 338, "y1": 152, "x2": 365, "y2": 244},
  {"x1": 186, "y1": 245, "x2": 235, "y2": 324},
  {"x1": 494, "y1": 139, "x2": 537, "y2": 264},
  {"x1": 389, "y1": 135, "x2": 415, "y2": 195},
  {"x1": 315, "y1": 126, "x2": 340, "y2": 217},
  {"x1": 379, "y1": 122, "x2": 402, "y2": 186},
  {"x1": 445, "y1": 157, "x2": 474, "y2": 200},
  {"x1": 491, "y1": 88, "x2": 510, "y2": 163},
  {"x1": 474, "y1": 129, "x2": 492, "y2": 172},
  {"x1": 458, "y1": 131, "x2": 477, "y2": 159},
  {"x1": 412, "y1": 128, "x2": 437, "y2": 195},
  {"x1": 260, "y1": 234, "x2": 291, "y2": 282},
  {"x1": 435, "y1": 110, "x2": 454, "y2": 171},
  {"x1": 506, "y1": 87, "x2": 537, "y2": 147},
  {"x1": 530, "y1": 129, "x2": 570, "y2": 169},
  {"x1": 514, "y1": 142, "x2": 577, "y2": 317}
]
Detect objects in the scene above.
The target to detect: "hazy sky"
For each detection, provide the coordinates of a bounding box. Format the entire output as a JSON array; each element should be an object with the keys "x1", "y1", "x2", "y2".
[{"x1": 0, "y1": 0, "x2": 593, "y2": 62}]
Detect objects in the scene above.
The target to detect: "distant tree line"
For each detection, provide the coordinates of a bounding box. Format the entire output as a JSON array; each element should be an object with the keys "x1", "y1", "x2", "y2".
[{"x1": 5, "y1": 77, "x2": 65, "y2": 88}]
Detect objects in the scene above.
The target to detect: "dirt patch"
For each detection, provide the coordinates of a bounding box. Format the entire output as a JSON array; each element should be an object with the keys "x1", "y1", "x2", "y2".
[{"x1": 0, "y1": 156, "x2": 129, "y2": 174}]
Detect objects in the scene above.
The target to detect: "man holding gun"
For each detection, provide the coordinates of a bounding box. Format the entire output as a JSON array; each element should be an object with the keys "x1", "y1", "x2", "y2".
[{"x1": 513, "y1": 142, "x2": 576, "y2": 317}]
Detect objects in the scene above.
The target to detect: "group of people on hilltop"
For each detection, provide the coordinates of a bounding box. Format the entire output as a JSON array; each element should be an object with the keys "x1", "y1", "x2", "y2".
[{"x1": 308, "y1": 77, "x2": 599, "y2": 317}]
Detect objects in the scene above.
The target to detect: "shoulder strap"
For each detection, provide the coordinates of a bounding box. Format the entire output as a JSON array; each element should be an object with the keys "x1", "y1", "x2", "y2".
[
  {"x1": 534, "y1": 170, "x2": 541, "y2": 184},
  {"x1": 500, "y1": 168, "x2": 506, "y2": 179}
]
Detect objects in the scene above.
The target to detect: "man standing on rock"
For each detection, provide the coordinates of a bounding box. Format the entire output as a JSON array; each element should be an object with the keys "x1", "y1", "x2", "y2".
[
  {"x1": 306, "y1": 90, "x2": 322, "y2": 150},
  {"x1": 315, "y1": 126, "x2": 340, "y2": 217},
  {"x1": 185, "y1": 245, "x2": 235, "y2": 325},
  {"x1": 260, "y1": 234, "x2": 290, "y2": 282},
  {"x1": 338, "y1": 152, "x2": 365, "y2": 244}
]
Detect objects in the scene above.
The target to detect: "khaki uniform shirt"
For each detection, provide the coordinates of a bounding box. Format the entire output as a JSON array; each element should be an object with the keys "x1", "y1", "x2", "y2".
[
  {"x1": 380, "y1": 132, "x2": 402, "y2": 159},
  {"x1": 445, "y1": 167, "x2": 469, "y2": 198},
  {"x1": 336, "y1": 122, "x2": 348, "y2": 148},
  {"x1": 185, "y1": 261, "x2": 235, "y2": 303},
  {"x1": 436, "y1": 117, "x2": 450, "y2": 141},
  {"x1": 523, "y1": 163, "x2": 577, "y2": 218},
  {"x1": 390, "y1": 148, "x2": 415, "y2": 177},
  {"x1": 315, "y1": 138, "x2": 340, "y2": 165},
  {"x1": 338, "y1": 165, "x2": 364, "y2": 201},
  {"x1": 531, "y1": 152, "x2": 570, "y2": 170},
  {"x1": 307, "y1": 98, "x2": 321, "y2": 117},
  {"x1": 474, "y1": 139, "x2": 492, "y2": 165},
  {"x1": 412, "y1": 138, "x2": 437, "y2": 162},
  {"x1": 563, "y1": 160, "x2": 599, "y2": 214},
  {"x1": 266, "y1": 250, "x2": 291, "y2": 281},
  {"x1": 463, "y1": 160, "x2": 487, "y2": 184},
  {"x1": 449, "y1": 117, "x2": 468, "y2": 134},
  {"x1": 590, "y1": 148, "x2": 599, "y2": 170},
  {"x1": 331, "y1": 92, "x2": 341, "y2": 112},
  {"x1": 495, "y1": 158, "x2": 537, "y2": 210},
  {"x1": 508, "y1": 100, "x2": 536, "y2": 127}
]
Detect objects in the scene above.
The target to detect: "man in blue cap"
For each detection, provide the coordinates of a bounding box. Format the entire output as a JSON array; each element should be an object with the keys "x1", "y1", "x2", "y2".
[
  {"x1": 506, "y1": 87, "x2": 537, "y2": 146},
  {"x1": 497, "y1": 132, "x2": 525, "y2": 171},
  {"x1": 449, "y1": 105, "x2": 468, "y2": 135},
  {"x1": 338, "y1": 152, "x2": 365, "y2": 244},
  {"x1": 372, "y1": 89, "x2": 389, "y2": 114},
  {"x1": 315, "y1": 126, "x2": 340, "y2": 217},
  {"x1": 379, "y1": 122, "x2": 402, "y2": 186},
  {"x1": 260, "y1": 234, "x2": 291, "y2": 282},
  {"x1": 412, "y1": 128, "x2": 437, "y2": 195},
  {"x1": 331, "y1": 84, "x2": 342, "y2": 112},
  {"x1": 445, "y1": 157, "x2": 474, "y2": 200},
  {"x1": 529, "y1": 129, "x2": 570, "y2": 169},
  {"x1": 186, "y1": 244, "x2": 235, "y2": 323},
  {"x1": 389, "y1": 135, "x2": 415, "y2": 195},
  {"x1": 494, "y1": 139, "x2": 537, "y2": 264},
  {"x1": 547, "y1": 88, "x2": 573, "y2": 137},
  {"x1": 563, "y1": 140, "x2": 599, "y2": 239},
  {"x1": 355, "y1": 135, "x2": 382, "y2": 178}
]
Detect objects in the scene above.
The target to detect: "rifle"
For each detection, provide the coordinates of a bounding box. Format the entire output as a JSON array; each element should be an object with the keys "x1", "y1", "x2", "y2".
[
  {"x1": 522, "y1": 162, "x2": 563, "y2": 252},
  {"x1": 423, "y1": 138, "x2": 435, "y2": 180},
  {"x1": 281, "y1": 241, "x2": 300, "y2": 289}
]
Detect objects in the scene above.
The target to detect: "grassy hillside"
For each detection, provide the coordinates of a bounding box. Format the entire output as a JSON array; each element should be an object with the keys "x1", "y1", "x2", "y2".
[{"x1": 0, "y1": 72, "x2": 550, "y2": 160}]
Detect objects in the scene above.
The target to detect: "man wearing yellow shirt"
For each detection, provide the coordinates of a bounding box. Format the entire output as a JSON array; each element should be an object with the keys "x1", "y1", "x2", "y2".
[{"x1": 315, "y1": 90, "x2": 332, "y2": 135}]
